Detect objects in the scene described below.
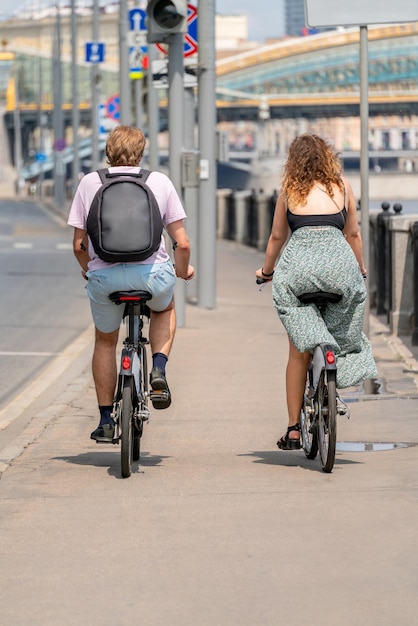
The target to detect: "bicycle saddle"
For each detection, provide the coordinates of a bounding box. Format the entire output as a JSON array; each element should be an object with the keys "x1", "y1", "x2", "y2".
[
  {"x1": 298, "y1": 291, "x2": 342, "y2": 306},
  {"x1": 109, "y1": 290, "x2": 152, "y2": 304}
]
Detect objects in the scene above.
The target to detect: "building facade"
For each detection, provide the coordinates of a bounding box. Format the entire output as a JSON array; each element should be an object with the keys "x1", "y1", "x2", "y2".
[{"x1": 285, "y1": 0, "x2": 306, "y2": 36}]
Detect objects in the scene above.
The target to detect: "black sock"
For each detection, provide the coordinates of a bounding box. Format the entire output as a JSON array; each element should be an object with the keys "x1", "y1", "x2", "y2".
[
  {"x1": 99, "y1": 405, "x2": 113, "y2": 426},
  {"x1": 152, "y1": 352, "x2": 168, "y2": 373}
]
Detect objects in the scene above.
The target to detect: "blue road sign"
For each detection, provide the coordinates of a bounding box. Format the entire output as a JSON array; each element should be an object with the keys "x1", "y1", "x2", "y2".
[
  {"x1": 106, "y1": 94, "x2": 120, "y2": 121},
  {"x1": 85, "y1": 42, "x2": 105, "y2": 63},
  {"x1": 129, "y1": 45, "x2": 147, "y2": 79},
  {"x1": 129, "y1": 8, "x2": 147, "y2": 31}
]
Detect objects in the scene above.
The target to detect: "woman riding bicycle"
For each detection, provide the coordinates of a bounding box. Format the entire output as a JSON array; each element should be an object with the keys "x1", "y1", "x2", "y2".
[{"x1": 256, "y1": 133, "x2": 377, "y2": 451}]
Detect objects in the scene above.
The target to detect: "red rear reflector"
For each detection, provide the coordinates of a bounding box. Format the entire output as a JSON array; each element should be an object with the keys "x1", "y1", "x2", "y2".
[
  {"x1": 122, "y1": 356, "x2": 131, "y2": 370},
  {"x1": 325, "y1": 351, "x2": 335, "y2": 364}
]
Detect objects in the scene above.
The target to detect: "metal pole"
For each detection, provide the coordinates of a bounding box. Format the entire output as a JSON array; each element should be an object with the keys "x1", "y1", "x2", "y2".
[
  {"x1": 184, "y1": 86, "x2": 198, "y2": 302},
  {"x1": 360, "y1": 25, "x2": 369, "y2": 335},
  {"x1": 71, "y1": 0, "x2": 80, "y2": 192},
  {"x1": 168, "y1": 32, "x2": 186, "y2": 327},
  {"x1": 197, "y1": 0, "x2": 216, "y2": 308},
  {"x1": 119, "y1": 0, "x2": 131, "y2": 124},
  {"x1": 37, "y1": 55, "x2": 44, "y2": 196},
  {"x1": 91, "y1": 0, "x2": 100, "y2": 170},
  {"x1": 13, "y1": 72, "x2": 23, "y2": 195},
  {"x1": 53, "y1": 1, "x2": 65, "y2": 208},
  {"x1": 134, "y1": 78, "x2": 143, "y2": 128},
  {"x1": 147, "y1": 42, "x2": 159, "y2": 170}
]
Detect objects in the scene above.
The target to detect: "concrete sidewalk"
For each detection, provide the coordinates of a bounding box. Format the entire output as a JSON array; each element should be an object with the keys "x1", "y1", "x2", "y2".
[{"x1": 1, "y1": 239, "x2": 418, "y2": 626}]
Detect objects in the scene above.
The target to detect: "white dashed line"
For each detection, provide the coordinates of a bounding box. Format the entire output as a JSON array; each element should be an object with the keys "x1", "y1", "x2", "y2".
[
  {"x1": 0, "y1": 325, "x2": 94, "y2": 432},
  {"x1": 56, "y1": 243, "x2": 73, "y2": 250},
  {"x1": 14, "y1": 242, "x2": 33, "y2": 249},
  {"x1": 0, "y1": 351, "x2": 58, "y2": 357}
]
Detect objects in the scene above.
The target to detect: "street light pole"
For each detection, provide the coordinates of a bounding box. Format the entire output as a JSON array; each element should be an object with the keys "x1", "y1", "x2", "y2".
[
  {"x1": 119, "y1": 0, "x2": 131, "y2": 124},
  {"x1": 197, "y1": 0, "x2": 216, "y2": 308},
  {"x1": 53, "y1": 1, "x2": 65, "y2": 208},
  {"x1": 147, "y1": 41, "x2": 159, "y2": 169},
  {"x1": 360, "y1": 25, "x2": 370, "y2": 336},
  {"x1": 91, "y1": 0, "x2": 100, "y2": 170},
  {"x1": 71, "y1": 0, "x2": 80, "y2": 192},
  {"x1": 168, "y1": 31, "x2": 186, "y2": 326}
]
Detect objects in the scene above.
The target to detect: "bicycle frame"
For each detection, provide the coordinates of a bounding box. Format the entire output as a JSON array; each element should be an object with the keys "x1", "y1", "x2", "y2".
[
  {"x1": 298, "y1": 291, "x2": 341, "y2": 473},
  {"x1": 109, "y1": 290, "x2": 152, "y2": 477},
  {"x1": 308, "y1": 342, "x2": 337, "y2": 398},
  {"x1": 114, "y1": 299, "x2": 149, "y2": 409}
]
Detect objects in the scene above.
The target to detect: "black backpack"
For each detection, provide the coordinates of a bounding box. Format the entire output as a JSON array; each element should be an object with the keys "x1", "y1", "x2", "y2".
[{"x1": 86, "y1": 168, "x2": 163, "y2": 263}]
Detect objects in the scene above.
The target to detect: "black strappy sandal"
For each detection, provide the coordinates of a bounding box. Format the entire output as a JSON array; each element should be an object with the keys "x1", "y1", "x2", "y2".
[{"x1": 277, "y1": 424, "x2": 301, "y2": 450}]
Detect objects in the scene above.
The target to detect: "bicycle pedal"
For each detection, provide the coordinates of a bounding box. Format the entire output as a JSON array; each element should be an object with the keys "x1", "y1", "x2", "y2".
[
  {"x1": 94, "y1": 438, "x2": 119, "y2": 445},
  {"x1": 337, "y1": 399, "x2": 350, "y2": 418},
  {"x1": 150, "y1": 390, "x2": 169, "y2": 399},
  {"x1": 139, "y1": 409, "x2": 150, "y2": 422}
]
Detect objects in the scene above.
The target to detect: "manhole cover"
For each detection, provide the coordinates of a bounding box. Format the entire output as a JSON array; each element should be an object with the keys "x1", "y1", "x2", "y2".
[{"x1": 336, "y1": 441, "x2": 415, "y2": 452}]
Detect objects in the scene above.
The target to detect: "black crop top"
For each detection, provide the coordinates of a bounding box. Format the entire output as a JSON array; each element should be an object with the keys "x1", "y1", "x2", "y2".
[{"x1": 287, "y1": 207, "x2": 347, "y2": 232}]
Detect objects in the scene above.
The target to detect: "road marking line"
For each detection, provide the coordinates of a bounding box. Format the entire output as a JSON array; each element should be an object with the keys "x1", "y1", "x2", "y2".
[
  {"x1": 14, "y1": 242, "x2": 34, "y2": 249},
  {"x1": 56, "y1": 243, "x2": 72, "y2": 249},
  {"x1": 0, "y1": 324, "x2": 94, "y2": 432},
  {"x1": 0, "y1": 351, "x2": 58, "y2": 356}
]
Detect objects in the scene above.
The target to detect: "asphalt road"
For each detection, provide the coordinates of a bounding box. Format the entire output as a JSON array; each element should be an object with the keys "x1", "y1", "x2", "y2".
[{"x1": 0, "y1": 198, "x2": 92, "y2": 433}]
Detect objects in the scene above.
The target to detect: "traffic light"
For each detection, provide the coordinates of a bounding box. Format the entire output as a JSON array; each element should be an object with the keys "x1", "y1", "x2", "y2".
[{"x1": 146, "y1": 0, "x2": 187, "y2": 43}]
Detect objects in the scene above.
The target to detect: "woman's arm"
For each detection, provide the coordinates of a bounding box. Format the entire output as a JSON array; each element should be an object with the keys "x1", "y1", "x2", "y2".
[
  {"x1": 342, "y1": 177, "x2": 367, "y2": 276},
  {"x1": 256, "y1": 193, "x2": 290, "y2": 281}
]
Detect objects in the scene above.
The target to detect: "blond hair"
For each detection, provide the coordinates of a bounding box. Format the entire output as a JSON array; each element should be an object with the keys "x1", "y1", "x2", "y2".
[{"x1": 105, "y1": 125, "x2": 146, "y2": 167}]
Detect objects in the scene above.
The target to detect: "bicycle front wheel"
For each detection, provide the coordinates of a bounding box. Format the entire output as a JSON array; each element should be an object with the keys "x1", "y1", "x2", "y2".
[
  {"x1": 121, "y1": 380, "x2": 134, "y2": 478},
  {"x1": 317, "y1": 370, "x2": 337, "y2": 473}
]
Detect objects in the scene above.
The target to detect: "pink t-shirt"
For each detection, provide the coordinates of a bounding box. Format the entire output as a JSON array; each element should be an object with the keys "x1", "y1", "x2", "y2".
[{"x1": 67, "y1": 166, "x2": 187, "y2": 271}]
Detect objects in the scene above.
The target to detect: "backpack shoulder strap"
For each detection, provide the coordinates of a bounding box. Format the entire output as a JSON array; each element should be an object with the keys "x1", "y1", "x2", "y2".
[
  {"x1": 139, "y1": 168, "x2": 152, "y2": 183},
  {"x1": 97, "y1": 168, "x2": 109, "y2": 183}
]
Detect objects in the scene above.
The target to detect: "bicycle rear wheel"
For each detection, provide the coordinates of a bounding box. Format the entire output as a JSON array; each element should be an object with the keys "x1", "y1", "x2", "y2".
[
  {"x1": 132, "y1": 343, "x2": 148, "y2": 462},
  {"x1": 132, "y1": 420, "x2": 141, "y2": 462},
  {"x1": 300, "y1": 385, "x2": 318, "y2": 460},
  {"x1": 121, "y1": 379, "x2": 134, "y2": 478},
  {"x1": 317, "y1": 370, "x2": 337, "y2": 473}
]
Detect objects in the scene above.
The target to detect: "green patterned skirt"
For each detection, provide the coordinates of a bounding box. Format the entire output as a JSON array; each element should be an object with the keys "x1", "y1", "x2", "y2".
[{"x1": 272, "y1": 227, "x2": 378, "y2": 388}]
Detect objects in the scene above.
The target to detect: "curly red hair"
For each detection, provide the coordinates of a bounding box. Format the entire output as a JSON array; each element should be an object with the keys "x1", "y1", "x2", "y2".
[{"x1": 282, "y1": 134, "x2": 344, "y2": 207}]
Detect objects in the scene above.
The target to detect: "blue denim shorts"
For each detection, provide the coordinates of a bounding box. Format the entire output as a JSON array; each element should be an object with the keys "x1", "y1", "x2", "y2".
[{"x1": 86, "y1": 260, "x2": 176, "y2": 333}]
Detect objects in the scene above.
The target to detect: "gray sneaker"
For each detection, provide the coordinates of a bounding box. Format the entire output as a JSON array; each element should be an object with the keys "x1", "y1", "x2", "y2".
[{"x1": 90, "y1": 423, "x2": 115, "y2": 442}]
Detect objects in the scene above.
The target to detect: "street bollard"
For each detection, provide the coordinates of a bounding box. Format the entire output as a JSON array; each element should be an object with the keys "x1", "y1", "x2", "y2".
[
  {"x1": 376, "y1": 202, "x2": 392, "y2": 316},
  {"x1": 216, "y1": 189, "x2": 233, "y2": 240},
  {"x1": 246, "y1": 189, "x2": 258, "y2": 248},
  {"x1": 234, "y1": 190, "x2": 252, "y2": 245},
  {"x1": 256, "y1": 189, "x2": 270, "y2": 252},
  {"x1": 226, "y1": 190, "x2": 236, "y2": 241},
  {"x1": 411, "y1": 221, "x2": 418, "y2": 345}
]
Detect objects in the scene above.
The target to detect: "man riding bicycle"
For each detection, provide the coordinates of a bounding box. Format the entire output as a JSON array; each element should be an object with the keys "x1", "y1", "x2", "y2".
[{"x1": 68, "y1": 126, "x2": 194, "y2": 442}]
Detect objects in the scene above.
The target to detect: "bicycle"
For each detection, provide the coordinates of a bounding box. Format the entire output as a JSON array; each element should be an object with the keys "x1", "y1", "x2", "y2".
[
  {"x1": 105, "y1": 289, "x2": 168, "y2": 478},
  {"x1": 257, "y1": 277, "x2": 349, "y2": 473},
  {"x1": 298, "y1": 291, "x2": 350, "y2": 473}
]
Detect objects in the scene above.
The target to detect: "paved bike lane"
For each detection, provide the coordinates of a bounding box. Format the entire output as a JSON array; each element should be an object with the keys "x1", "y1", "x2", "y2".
[{"x1": 1, "y1": 239, "x2": 418, "y2": 626}]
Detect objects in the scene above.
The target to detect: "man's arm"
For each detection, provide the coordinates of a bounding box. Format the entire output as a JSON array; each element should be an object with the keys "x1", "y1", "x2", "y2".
[
  {"x1": 165, "y1": 220, "x2": 194, "y2": 280},
  {"x1": 72, "y1": 227, "x2": 91, "y2": 279}
]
